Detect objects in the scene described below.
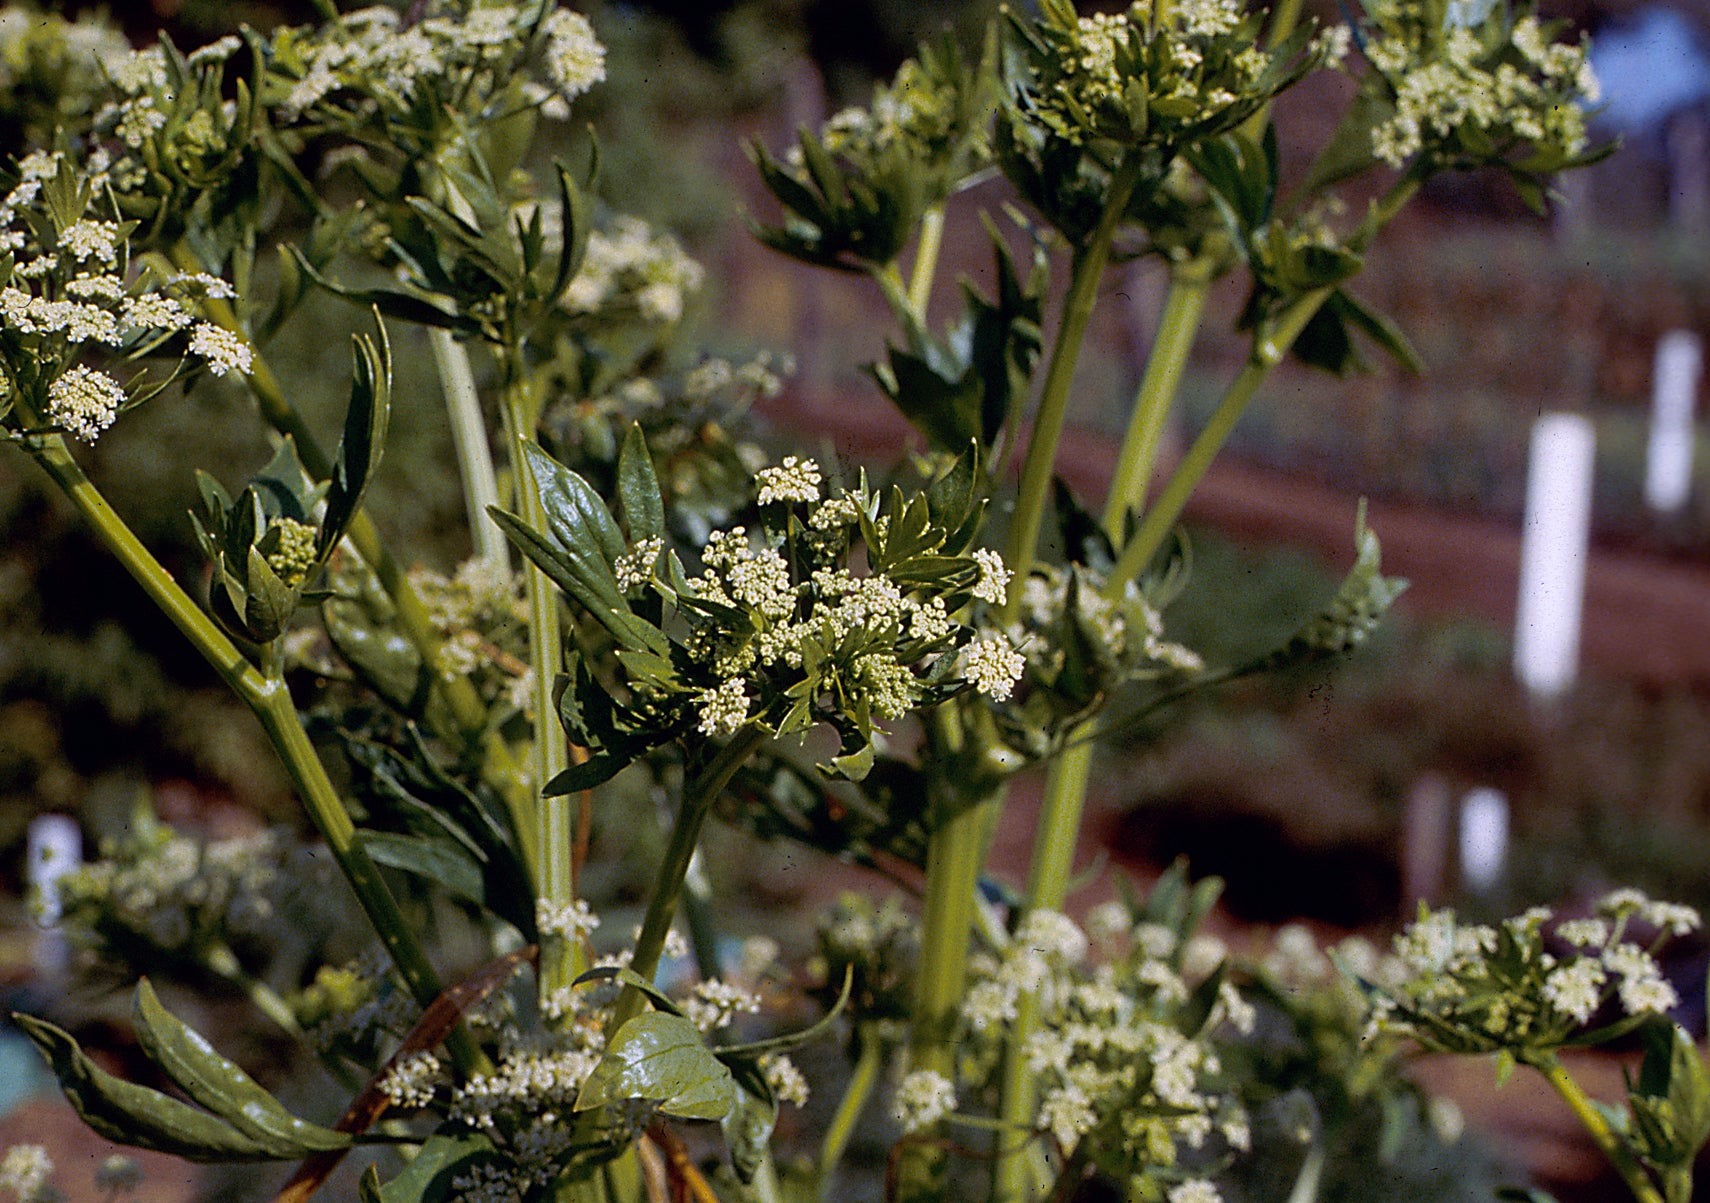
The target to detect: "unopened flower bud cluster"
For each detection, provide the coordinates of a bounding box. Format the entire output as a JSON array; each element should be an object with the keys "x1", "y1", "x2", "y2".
[{"x1": 1364, "y1": 890, "x2": 1701, "y2": 1054}]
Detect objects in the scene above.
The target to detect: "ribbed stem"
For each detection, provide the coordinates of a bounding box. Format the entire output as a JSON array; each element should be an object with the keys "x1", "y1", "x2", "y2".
[
  {"x1": 18, "y1": 435, "x2": 481, "y2": 1073},
  {"x1": 500, "y1": 364, "x2": 578, "y2": 994},
  {"x1": 1105, "y1": 284, "x2": 1334, "y2": 590},
  {"x1": 1001, "y1": 155, "x2": 1147, "y2": 624},
  {"x1": 908, "y1": 206, "x2": 946, "y2": 319},
  {"x1": 431, "y1": 327, "x2": 511, "y2": 568}
]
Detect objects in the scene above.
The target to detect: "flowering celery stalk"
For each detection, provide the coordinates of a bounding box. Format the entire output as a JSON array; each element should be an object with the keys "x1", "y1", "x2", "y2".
[{"x1": 0, "y1": 1, "x2": 1647, "y2": 1202}]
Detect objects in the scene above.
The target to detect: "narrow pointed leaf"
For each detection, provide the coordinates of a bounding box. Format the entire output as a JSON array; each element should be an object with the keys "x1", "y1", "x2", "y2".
[
  {"x1": 14, "y1": 1013, "x2": 284, "y2": 1161},
  {"x1": 132, "y1": 980, "x2": 351, "y2": 1157}
]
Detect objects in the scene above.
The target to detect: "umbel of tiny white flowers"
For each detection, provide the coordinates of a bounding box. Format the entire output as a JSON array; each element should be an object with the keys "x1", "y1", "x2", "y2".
[
  {"x1": 1361, "y1": 890, "x2": 1702, "y2": 1055},
  {"x1": 589, "y1": 452, "x2": 1026, "y2": 771},
  {"x1": 0, "y1": 153, "x2": 251, "y2": 443}
]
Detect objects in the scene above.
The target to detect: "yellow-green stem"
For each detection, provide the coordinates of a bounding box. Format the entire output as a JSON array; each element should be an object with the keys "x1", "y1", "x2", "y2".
[
  {"x1": 610, "y1": 725, "x2": 768, "y2": 1032},
  {"x1": 1001, "y1": 155, "x2": 1147, "y2": 625},
  {"x1": 908, "y1": 206, "x2": 946, "y2": 319},
  {"x1": 1103, "y1": 265, "x2": 1214, "y2": 528},
  {"x1": 500, "y1": 367, "x2": 579, "y2": 994},
  {"x1": 817, "y1": 1024, "x2": 885, "y2": 1202},
  {"x1": 203, "y1": 942, "x2": 301, "y2": 1035},
  {"x1": 1105, "y1": 284, "x2": 1334, "y2": 590},
  {"x1": 1528, "y1": 1052, "x2": 1665, "y2": 1203},
  {"x1": 432, "y1": 325, "x2": 511, "y2": 568},
  {"x1": 991, "y1": 743, "x2": 1094, "y2": 1203}
]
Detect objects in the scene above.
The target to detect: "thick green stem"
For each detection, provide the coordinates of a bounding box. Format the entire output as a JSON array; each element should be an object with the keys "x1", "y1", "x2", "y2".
[
  {"x1": 908, "y1": 206, "x2": 946, "y2": 319},
  {"x1": 431, "y1": 326, "x2": 510, "y2": 569},
  {"x1": 1527, "y1": 1052, "x2": 1664, "y2": 1203},
  {"x1": 610, "y1": 725, "x2": 768, "y2": 1031},
  {"x1": 22, "y1": 434, "x2": 264, "y2": 699},
  {"x1": 500, "y1": 365, "x2": 578, "y2": 993},
  {"x1": 1105, "y1": 283, "x2": 1334, "y2": 590},
  {"x1": 993, "y1": 264, "x2": 1214, "y2": 1202},
  {"x1": 817, "y1": 1024, "x2": 885, "y2": 1202},
  {"x1": 18, "y1": 435, "x2": 481, "y2": 1072},
  {"x1": 1001, "y1": 155, "x2": 1147, "y2": 625},
  {"x1": 1103, "y1": 265, "x2": 1214, "y2": 529},
  {"x1": 900, "y1": 704, "x2": 1003, "y2": 1200}
]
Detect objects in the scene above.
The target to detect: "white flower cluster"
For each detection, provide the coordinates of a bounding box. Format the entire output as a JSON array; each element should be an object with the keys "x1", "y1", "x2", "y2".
[
  {"x1": 401, "y1": 557, "x2": 527, "y2": 694},
  {"x1": 0, "y1": 155, "x2": 251, "y2": 443},
  {"x1": 893, "y1": 1068, "x2": 958, "y2": 1133},
  {"x1": 956, "y1": 907, "x2": 1248, "y2": 1172},
  {"x1": 269, "y1": 3, "x2": 604, "y2": 127},
  {"x1": 682, "y1": 978, "x2": 761, "y2": 1032},
  {"x1": 0, "y1": 1145, "x2": 54, "y2": 1203},
  {"x1": 809, "y1": 56, "x2": 969, "y2": 165},
  {"x1": 1013, "y1": 565, "x2": 1202, "y2": 677},
  {"x1": 1022, "y1": 1, "x2": 1264, "y2": 146},
  {"x1": 1364, "y1": 14, "x2": 1599, "y2": 167},
  {"x1": 1368, "y1": 891, "x2": 1699, "y2": 1050},
  {"x1": 377, "y1": 1051, "x2": 444, "y2": 1110},
  {"x1": 537, "y1": 897, "x2": 600, "y2": 943},
  {"x1": 559, "y1": 212, "x2": 705, "y2": 325},
  {"x1": 669, "y1": 479, "x2": 1025, "y2": 741},
  {"x1": 53, "y1": 819, "x2": 288, "y2": 954}
]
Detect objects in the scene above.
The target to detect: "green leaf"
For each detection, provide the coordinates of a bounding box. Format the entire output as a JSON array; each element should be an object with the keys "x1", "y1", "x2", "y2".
[
  {"x1": 1233, "y1": 501, "x2": 1406, "y2": 675},
  {"x1": 524, "y1": 442, "x2": 628, "y2": 568},
  {"x1": 243, "y1": 545, "x2": 296, "y2": 642},
  {"x1": 359, "y1": 831, "x2": 485, "y2": 909},
  {"x1": 131, "y1": 980, "x2": 351, "y2": 1157},
  {"x1": 488, "y1": 506, "x2": 669, "y2": 657},
  {"x1": 323, "y1": 595, "x2": 434, "y2": 716},
  {"x1": 719, "y1": 1057, "x2": 777, "y2": 1184},
  {"x1": 375, "y1": 1132, "x2": 496, "y2": 1203},
  {"x1": 321, "y1": 326, "x2": 391, "y2": 556},
  {"x1": 13, "y1": 1013, "x2": 286, "y2": 1161},
  {"x1": 617, "y1": 424, "x2": 665, "y2": 546},
  {"x1": 570, "y1": 966, "x2": 686, "y2": 1019},
  {"x1": 575, "y1": 1012, "x2": 737, "y2": 1121}
]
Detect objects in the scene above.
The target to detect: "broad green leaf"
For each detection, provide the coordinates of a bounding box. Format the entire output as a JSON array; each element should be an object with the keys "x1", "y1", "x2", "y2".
[
  {"x1": 570, "y1": 966, "x2": 685, "y2": 1019},
  {"x1": 243, "y1": 545, "x2": 295, "y2": 642},
  {"x1": 14, "y1": 1013, "x2": 285, "y2": 1161},
  {"x1": 575, "y1": 1012, "x2": 737, "y2": 1121},
  {"x1": 322, "y1": 596, "x2": 434, "y2": 716},
  {"x1": 523, "y1": 442, "x2": 627, "y2": 571},
  {"x1": 132, "y1": 980, "x2": 351, "y2": 1157},
  {"x1": 719, "y1": 1058, "x2": 777, "y2": 1184},
  {"x1": 375, "y1": 1132, "x2": 495, "y2": 1203}
]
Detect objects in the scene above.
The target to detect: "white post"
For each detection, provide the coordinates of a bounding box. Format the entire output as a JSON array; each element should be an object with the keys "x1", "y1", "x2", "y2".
[
  {"x1": 1459, "y1": 787, "x2": 1510, "y2": 894},
  {"x1": 1513, "y1": 414, "x2": 1597, "y2": 700},
  {"x1": 1644, "y1": 330, "x2": 1703, "y2": 514},
  {"x1": 26, "y1": 814, "x2": 82, "y2": 975}
]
